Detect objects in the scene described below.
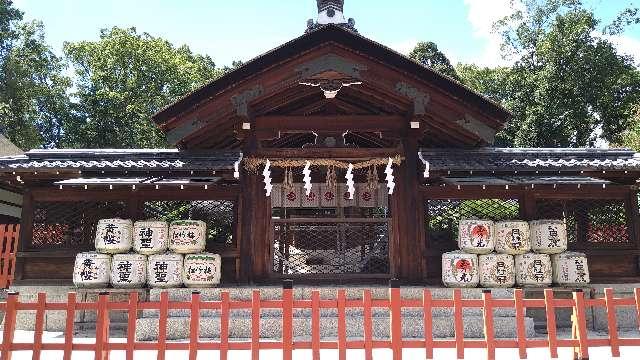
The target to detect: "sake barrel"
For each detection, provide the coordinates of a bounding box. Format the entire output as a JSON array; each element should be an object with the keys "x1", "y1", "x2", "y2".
[
  {"x1": 169, "y1": 220, "x2": 207, "y2": 254},
  {"x1": 147, "y1": 253, "x2": 183, "y2": 288},
  {"x1": 442, "y1": 251, "x2": 479, "y2": 288},
  {"x1": 458, "y1": 220, "x2": 495, "y2": 254},
  {"x1": 552, "y1": 252, "x2": 590, "y2": 286},
  {"x1": 479, "y1": 253, "x2": 515, "y2": 288},
  {"x1": 183, "y1": 253, "x2": 222, "y2": 287},
  {"x1": 95, "y1": 218, "x2": 133, "y2": 254},
  {"x1": 110, "y1": 253, "x2": 146, "y2": 288},
  {"x1": 530, "y1": 220, "x2": 567, "y2": 254},
  {"x1": 73, "y1": 252, "x2": 111, "y2": 288},
  {"x1": 495, "y1": 221, "x2": 531, "y2": 255},
  {"x1": 515, "y1": 253, "x2": 552, "y2": 287},
  {"x1": 133, "y1": 220, "x2": 169, "y2": 255}
]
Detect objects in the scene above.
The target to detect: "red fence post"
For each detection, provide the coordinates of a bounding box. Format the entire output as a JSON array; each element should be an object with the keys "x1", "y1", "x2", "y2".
[
  {"x1": 0, "y1": 225, "x2": 18, "y2": 289},
  {"x1": 337, "y1": 289, "x2": 347, "y2": 360},
  {"x1": 389, "y1": 279, "x2": 402, "y2": 360},
  {"x1": 189, "y1": 291, "x2": 201, "y2": 360},
  {"x1": 157, "y1": 291, "x2": 169, "y2": 360},
  {"x1": 543, "y1": 289, "x2": 558, "y2": 359},
  {"x1": 126, "y1": 291, "x2": 139, "y2": 360},
  {"x1": 282, "y1": 280, "x2": 294, "y2": 360},
  {"x1": 514, "y1": 289, "x2": 527, "y2": 359},
  {"x1": 482, "y1": 290, "x2": 495, "y2": 360},
  {"x1": 1, "y1": 292, "x2": 18, "y2": 360},
  {"x1": 311, "y1": 290, "x2": 321, "y2": 360},
  {"x1": 220, "y1": 291, "x2": 230, "y2": 360},
  {"x1": 635, "y1": 288, "x2": 640, "y2": 333},
  {"x1": 63, "y1": 292, "x2": 77, "y2": 360},
  {"x1": 453, "y1": 288, "x2": 464, "y2": 360},
  {"x1": 572, "y1": 289, "x2": 589, "y2": 360},
  {"x1": 95, "y1": 292, "x2": 110, "y2": 360},
  {"x1": 422, "y1": 289, "x2": 433, "y2": 360},
  {"x1": 252, "y1": 290, "x2": 261, "y2": 360},
  {"x1": 363, "y1": 290, "x2": 373, "y2": 360},
  {"x1": 32, "y1": 292, "x2": 46, "y2": 360},
  {"x1": 604, "y1": 288, "x2": 620, "y2": 357}
]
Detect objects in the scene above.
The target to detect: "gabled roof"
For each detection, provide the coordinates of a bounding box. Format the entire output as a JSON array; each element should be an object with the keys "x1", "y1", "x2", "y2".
[
  {"x1": 152, "y1": 24, "x2": 512, "y2": 126},
  {"x1": 0, "y1": 134, "x2": 23, "y2": 157}
]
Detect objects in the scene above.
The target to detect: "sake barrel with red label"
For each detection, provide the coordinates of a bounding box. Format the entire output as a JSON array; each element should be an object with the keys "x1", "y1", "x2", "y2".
[
  {"x1": 442, "y1": 251, "x2": 479, "y2": 288},
  {"x1": 133, "y1": 220, "x2": 169, "y2": 255},
  {"x1": 95, "y1": 218, "x2": 133, "y2": 254},
  {"x1": 183, "y1": 253, "x2": 222, "y2": 287},
  {"x1": 479, "y1": 253, "x2": 515, "y2": 288},
  {"x1": 530, "y1": 220, "x2": 568, "y2": 254},
  {"x1": 515, "y1": 253, "x2": 552, "y2": 287},
  {"x1": 495, "y1": 221, "x2": 531, "y2": 255},
  {"x1": 147, "y1": 253, "x2": 183, "y2": 288},
  {"x1": 458, "y1": 220, "x2": 495, "y2": 254},
  {"x1": 73, "y1": 252, "x2": 111, "y2": 288},
  {"x1": 552, "y1": 252, "x2": 590, "y2": 286},
  {"x1": 110, "y1": 253, "x2": 146, "y2": 288},
  {"x1": 169, "y1": 220, "x2": 207, "y2": 254}
]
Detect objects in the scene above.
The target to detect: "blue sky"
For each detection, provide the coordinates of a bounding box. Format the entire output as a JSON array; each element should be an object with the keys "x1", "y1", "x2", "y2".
[{"x1": 13, "y1": 0, "x2": 640, "y2": 68}]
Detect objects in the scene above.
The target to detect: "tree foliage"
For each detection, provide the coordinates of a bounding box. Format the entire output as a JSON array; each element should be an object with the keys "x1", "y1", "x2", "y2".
[
  {"x1": 62, "y1": 27, "x2": 221, "y2": 148},
  {"x1": 409, "y1": 41, "x2": 461, "y2": 81}
]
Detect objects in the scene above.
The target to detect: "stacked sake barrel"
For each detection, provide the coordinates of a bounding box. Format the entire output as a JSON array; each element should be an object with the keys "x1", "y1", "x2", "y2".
[
  {"x1": 442, "y1": 219, "x2": 590, "y2": 288},
  {"x1": 73, "y1": 218, "x2": 221, "y2": 288}
]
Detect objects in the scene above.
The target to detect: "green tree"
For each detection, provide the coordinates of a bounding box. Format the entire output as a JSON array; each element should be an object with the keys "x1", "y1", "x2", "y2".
[
  {"x1": 63, "y1": 27, "x2": 222, "y2": 148},
  {"x1": 0, "y1": 0, "x2": 71, "y2": 149},
  {"x1": 409, "y1": 41, "x2": 461, "y2": 81},
  {"x1": 491, "y1": 0, "x2": 640, "y2": 147}
]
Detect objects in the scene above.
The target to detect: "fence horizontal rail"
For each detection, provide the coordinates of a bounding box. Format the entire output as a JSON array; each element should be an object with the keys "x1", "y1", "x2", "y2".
[{"x1": 1, "y1": 284, "x2": 640, "y2": 360}]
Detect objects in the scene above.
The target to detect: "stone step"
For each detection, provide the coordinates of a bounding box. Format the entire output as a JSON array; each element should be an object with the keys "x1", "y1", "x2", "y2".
[{"x1": 135, "y1": 315, "x2": 536, "y2": 341}]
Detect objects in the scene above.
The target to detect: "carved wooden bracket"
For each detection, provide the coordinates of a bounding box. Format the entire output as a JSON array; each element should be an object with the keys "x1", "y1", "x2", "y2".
[
  {"x1": 395, "y1": 82, "x2": 430, "y2": 115},
  {"x1": 456, "y1": 115, "x2": 497, "y2": 144},
  {"x1": 231, "y1": 85, "x2": 263, "y2": 117},
  {"x1": 295, "y1": 53, "x2": 367, "y2": 79}
]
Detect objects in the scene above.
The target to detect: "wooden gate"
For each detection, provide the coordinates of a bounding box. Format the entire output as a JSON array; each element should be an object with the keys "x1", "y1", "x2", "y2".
[{"x1": 0, "y1": 224, "x2": 19, "y2": 288}]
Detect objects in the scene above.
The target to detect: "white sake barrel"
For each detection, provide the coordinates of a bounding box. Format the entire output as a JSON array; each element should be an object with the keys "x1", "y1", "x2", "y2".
[
  {"x1": 530, "y1": 220, "x2": 568, "y2": 254},
  {"x1": 183, "y1": 253, "x2": 222, "y2": 287},
  {"x1": 133, "y1": 220, "x2": 169, "y2": 255},
  {"x1": 458, "y1": 220, "x2": 495, "y2": 254},
  {"x1": 442, "y1": 251, "x2": 479, "y2": 288},
  {"x1": 73, "y1": 252, "x2": 111, "y2": 288},
  {"x1": 515, "y1": 253, "x2": 552, "y2": 287},
  {"x1": 495, "y1": 221, "x2": 531, "y2": 255},
  {"x1": 147, "y1": 253, "x2": 183, "y2": 288},
  {"x1": 110, "y1": 253, "x2": 146, "y2": 288},
  {"x1": 479, "y1": 253, "x2": 515, "y2": 288},
  {"x1": 95, "y1": 218, "x2": 133, "y2": 254},
  {"x1": 552, "y1": 252, "x2": 590, "y2": 286},
  {"x1": 169, "y1": 220, "x2": 207, "y2": 254}
]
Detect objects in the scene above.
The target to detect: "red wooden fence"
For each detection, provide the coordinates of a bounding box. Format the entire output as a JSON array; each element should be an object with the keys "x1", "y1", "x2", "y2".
[
  {"x1": 1, "y1": 283, "x2": 640, "y2": 360},
  {"x1": 0, "y1": 224, "x2": 19, "y2": 289}
]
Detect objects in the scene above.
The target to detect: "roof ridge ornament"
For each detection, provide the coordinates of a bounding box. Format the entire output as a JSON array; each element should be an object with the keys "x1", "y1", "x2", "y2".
[{"x1": 306, "y1": 0, "x2": 357, "y2": 33}]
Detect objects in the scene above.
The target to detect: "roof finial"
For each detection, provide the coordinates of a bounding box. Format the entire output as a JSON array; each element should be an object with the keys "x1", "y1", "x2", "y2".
[{"x1": 306, "y1": 0, "x2": 357, "y2": 33}]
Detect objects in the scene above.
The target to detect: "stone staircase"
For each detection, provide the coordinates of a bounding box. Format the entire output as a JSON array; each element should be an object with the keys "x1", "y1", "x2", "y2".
[{"x1": 135, "y1": 287, "x2": 536, "y2": 341}]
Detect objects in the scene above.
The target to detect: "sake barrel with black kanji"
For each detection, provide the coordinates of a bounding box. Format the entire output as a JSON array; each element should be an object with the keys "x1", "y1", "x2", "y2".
[
  {"x1": 110, "y1": 253, "x2": 146, "y2": 288},
  {"x1": 183, "y1": 253, "x2": 222, "y2": 287},
  {"x1": 73, "y1": 252, "x2": 111, "y2": 288},
  {"x1": 494, "y1": 220, "x2": 531, "y2": 255},
  {"x1": 458, "y1": 219, "x2": 495, "y2": 254},
  {"x1": 133, "y1": 220, "x2": 169, "y2": 255},
  {"x1": 479, "y1": 253, "x2": 515, "y2": 288},
  {"x1": 95, "y1": 218, "x2": 133, "y2": 254},
  {"x1": 515, "y1": 253, "x2": 552, "y2": 287},
  {"x1": 169, "y1": 220, "x2": 207, "y2": 254},
  {"x1": 552, "y1": 252, "x2": 590, "y2": 286},
  {"x1": 442, "y1": 251, "x2": 479, "y2": 288},
  {"x1": 147, "y1": 253, "x2": 183, "y2": 288},
  {"x1": 530, "y1": 220, "x2": 568, "y2": 254}
]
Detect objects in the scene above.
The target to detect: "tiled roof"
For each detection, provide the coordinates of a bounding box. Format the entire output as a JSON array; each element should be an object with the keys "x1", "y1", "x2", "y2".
[
  {"x1": 419, "y1": 148, "x2": 640, "y2": 172},
  {"x1": 441, "y1": 176, "x2": 611, "y2": 186},
  {"x1": 0, "y1": 149, "x2": 242, "y2": 172}
]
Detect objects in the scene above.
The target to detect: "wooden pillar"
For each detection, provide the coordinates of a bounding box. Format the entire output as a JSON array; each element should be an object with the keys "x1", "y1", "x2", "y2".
[
  {"x1": 14, "y1": 189, "x2": 34, "y2": 281},
  {"x1": 390, "y1": 132, "x2": 423, "y2": 283}
]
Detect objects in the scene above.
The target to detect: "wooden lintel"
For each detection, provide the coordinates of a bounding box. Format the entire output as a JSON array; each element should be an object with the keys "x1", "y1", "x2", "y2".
[
  {"x1": 254, "y1": 115, "x2": 405, "y2": 132},
  {"x1": 253, "y1": 147, "x2": 401, "y2": 159}
]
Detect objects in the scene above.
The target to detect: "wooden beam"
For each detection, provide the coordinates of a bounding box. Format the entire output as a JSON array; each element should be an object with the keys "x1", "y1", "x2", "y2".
[
  {"x1": 253, "y1": 147, "x2": 402, "y2": 159},
  {"x1": 255, "y1": 115, "x2": 405, "y2": 132}
]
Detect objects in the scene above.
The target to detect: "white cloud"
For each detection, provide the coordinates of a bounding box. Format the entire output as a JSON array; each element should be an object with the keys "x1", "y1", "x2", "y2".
[
  {"x1": 463, "y1": 0, "x2": 520, "y2": 67},
  {"x1": 388, "y1": 38, "x2": 419, "y2": 55},
  {"x1": 605, "y1": 34, "x2": 640, "y2": 66}
]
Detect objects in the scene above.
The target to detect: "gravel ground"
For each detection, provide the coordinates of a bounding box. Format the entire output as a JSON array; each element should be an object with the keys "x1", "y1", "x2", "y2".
[{"x1": 2, "y1": 329, "x2": 640, "y2": 359}]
